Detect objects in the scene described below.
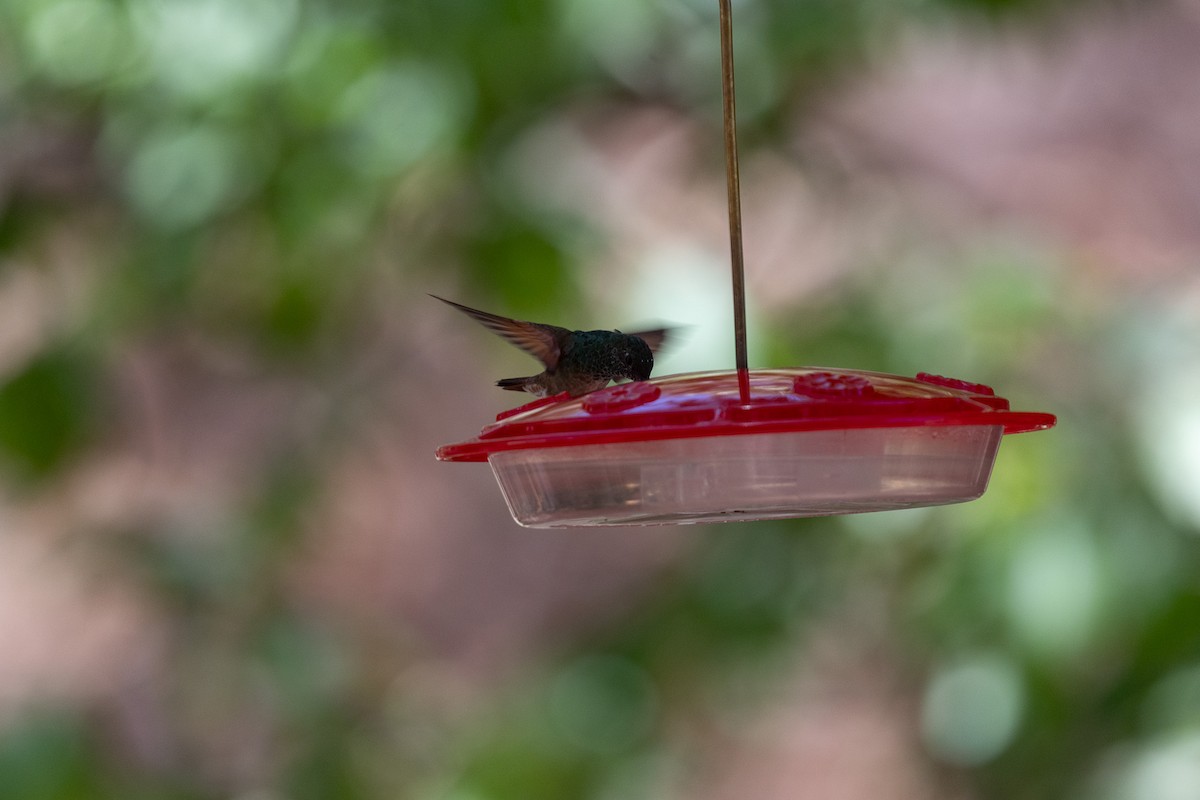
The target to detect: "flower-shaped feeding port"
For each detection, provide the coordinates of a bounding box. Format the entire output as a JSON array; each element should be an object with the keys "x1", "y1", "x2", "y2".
[{"x1": 436, "y1": 369, "x2": 1056, "y2": 527}]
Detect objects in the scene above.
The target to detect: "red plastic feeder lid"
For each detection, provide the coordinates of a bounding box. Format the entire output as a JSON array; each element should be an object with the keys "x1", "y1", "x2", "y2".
[{"x1": 436, "y1": 368, "x2": 1057, "y2": 463}]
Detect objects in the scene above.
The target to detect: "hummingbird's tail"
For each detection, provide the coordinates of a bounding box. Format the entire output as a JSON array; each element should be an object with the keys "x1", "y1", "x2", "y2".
[{"x1": 496, "y1": 376, "x2": 536, "y2": 393}]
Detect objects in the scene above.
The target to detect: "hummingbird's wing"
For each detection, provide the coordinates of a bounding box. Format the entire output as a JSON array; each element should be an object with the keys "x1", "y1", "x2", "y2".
[
  {"x1": 431, "y1": 295, "x2": 570, "y2": 370},
  {"x1": 627, "y1": 328, "x2": 672, "y2": 355}
]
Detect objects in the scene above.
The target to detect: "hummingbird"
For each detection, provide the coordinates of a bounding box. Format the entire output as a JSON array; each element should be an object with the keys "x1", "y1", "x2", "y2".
[{"x1": 432, "y1": 295, "x2": 671, "y2": 397}]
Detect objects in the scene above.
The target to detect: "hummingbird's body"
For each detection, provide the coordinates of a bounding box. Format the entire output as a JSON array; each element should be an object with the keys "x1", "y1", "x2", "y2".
[{"x1": 432, "y1": 295, "x2": 669, "y2": 397}]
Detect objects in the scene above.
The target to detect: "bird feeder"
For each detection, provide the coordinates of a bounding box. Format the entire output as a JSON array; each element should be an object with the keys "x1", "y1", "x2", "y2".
[{"x1": 436, "y1": 1, "x2": 1056, "y2": 527}]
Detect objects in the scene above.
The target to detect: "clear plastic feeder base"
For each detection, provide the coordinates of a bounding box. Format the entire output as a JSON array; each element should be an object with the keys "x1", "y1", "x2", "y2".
[{"x1": 489, "y1": 425, "x2": 1002, "y2": 527}]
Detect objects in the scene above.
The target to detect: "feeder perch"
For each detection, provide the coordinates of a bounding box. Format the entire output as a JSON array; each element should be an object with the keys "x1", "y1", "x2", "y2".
[{"x1": 435, "y1": 1, "x2": 1056, "y2": 527}]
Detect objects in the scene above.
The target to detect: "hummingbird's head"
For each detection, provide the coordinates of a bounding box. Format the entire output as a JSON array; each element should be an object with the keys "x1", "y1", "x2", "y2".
[{"x1": 621, "y1": 335, "x2": 655, "y2": 381}]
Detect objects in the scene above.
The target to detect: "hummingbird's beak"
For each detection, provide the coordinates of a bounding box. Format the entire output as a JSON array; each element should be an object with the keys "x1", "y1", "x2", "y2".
[{"x1": 633, "y1": 357, "x2": 653, "y2": 381}]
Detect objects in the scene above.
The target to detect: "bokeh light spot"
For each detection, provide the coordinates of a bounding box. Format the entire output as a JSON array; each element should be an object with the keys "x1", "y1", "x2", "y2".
[
  {"x1": 124, "y1": 125, "x2": 247, "y2": 229},
  {"x1": 1137, "y1": 369, "x2": 1200, "y2": 529},
  {"x1": 921, "y1": 654, "x2": 1024, "y2": 765},
  {"x1": 335, "y1": 62, "x2": 471, "y2": 177},
  {"x1": 1103, "y1": 734, "x2": 1200, "y2": 800},
  {"x1": 558, "y1": 0, "x2": 656, "y2": 81},
  {"x1": 627, "y1": 245, "x2": 748, "y2": 374},
  {"x1": 1006, "y1": 518, "x2": 1101, "y2": 659},
  {"x1": 26, "y1": 0, "x2": 126, "y2": 85},
  {"x1": 131, "y1": 0, "x2": 298, "y2": 97}
]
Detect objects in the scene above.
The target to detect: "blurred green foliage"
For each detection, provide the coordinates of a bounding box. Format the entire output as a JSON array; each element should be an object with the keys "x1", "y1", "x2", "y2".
[
  {"x1": 1, "y1": 0, "x2": 1196, "y2": 799},
  {"x1": 0, "y1": 347, "x2": 98, "y2": 479},
  {"x1": 0, "y1": 714, "x2": 98, "y2": 800}
]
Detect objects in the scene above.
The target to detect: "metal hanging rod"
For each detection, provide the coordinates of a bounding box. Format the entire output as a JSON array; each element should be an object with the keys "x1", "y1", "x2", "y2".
[{"x1": 718, "y1": 0, "x2": 749, "y2": 381}]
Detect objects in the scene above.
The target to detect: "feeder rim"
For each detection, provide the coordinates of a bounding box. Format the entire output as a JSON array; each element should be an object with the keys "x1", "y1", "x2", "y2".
[{"x1": 436, "y1": 368, "x2": 1057, "y2": 463}]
